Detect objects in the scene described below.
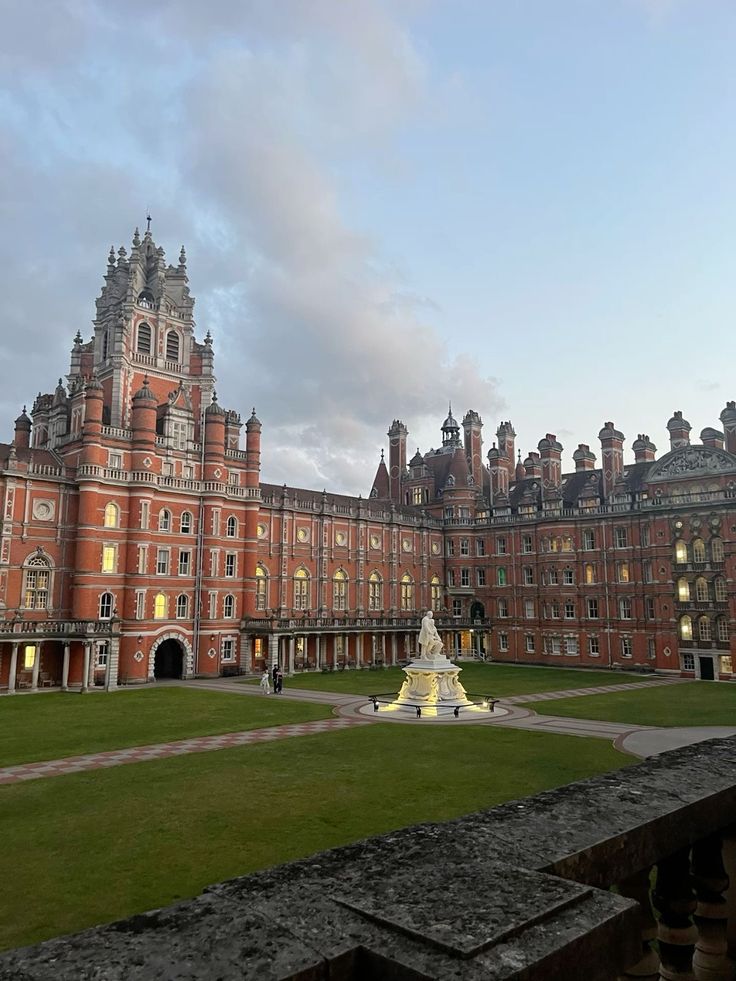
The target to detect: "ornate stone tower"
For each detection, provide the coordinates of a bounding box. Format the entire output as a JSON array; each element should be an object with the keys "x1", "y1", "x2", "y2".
[
  {"x1": 387, "y1": 419, "x2": 408, "y2": 505},
  {"x1": 462, "y1": 410, "x2": 483, "y2": 489}
]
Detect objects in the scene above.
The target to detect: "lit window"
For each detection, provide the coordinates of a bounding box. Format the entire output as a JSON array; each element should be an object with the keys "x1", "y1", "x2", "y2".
[
  {"x1": 103, "y1": 502, "x2": 119, "y2": 528},
  {"x1": 99, "y1": 592, "x2": 114, "y2": 619},
  {"x1": 294, "y1": 568, "x2": 310, "y2": 610},
  {"x1": 255, "y1": 566, "x2": 268, "y2": 610},
  {"x1": 561, "y1": 536, "x2": 573, "y2": 552},
  {"x1": 677, "y1": 578, "x2": 690, "y2": 602},
  {"x1": 400, "y1": 573, "x2": 414, "y2": 611},
  {"x1": 680, "y1": 615, "x2": 692, "y2": 640},
  {"x1": 23, "y1": 556, "x2": 51, "y2": 609},
  {"x1": 153, "y1": 593, "x2": 167, "y2": 619},
  {"x1": 674, "y1": 540, "x2": 688, "y2": 564},
  {"x1": 618, "y1": 562, "x2": 630, "y2": 583},
  {"x1": 369, "y1": 572, "x2": 383, "y2": 611},
  {"x1": 332, "y1": 570, "x2": 348, "y2": 610},
  {"x1": 430, "y1": 575, "x2": 441, "y2": 609},
  {"x1": 24, "y1": 645, "x2": 37, "y2": 670},
  {"x1": 102, "y1": 545, "x2": 117, "y2": 574},
  {"x1": 585, "y1": 564, "x2": 595, "y2": 584}
]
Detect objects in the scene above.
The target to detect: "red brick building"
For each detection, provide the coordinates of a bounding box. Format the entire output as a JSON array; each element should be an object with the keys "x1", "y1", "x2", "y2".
[{"x1": 1, "y1": 228, "x2": 735, "y2": 690}]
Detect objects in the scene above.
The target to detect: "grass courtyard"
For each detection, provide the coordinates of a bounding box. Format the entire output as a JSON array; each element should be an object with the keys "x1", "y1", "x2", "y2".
[
  {"x1": 540, "y1": 680, "x2": 736, "y2": 727},
  {"x1": 0, "y1": 722, "x2": 627, "y2": 952},
  {"x1": 244, "y1": 662, "x2": 649, "y2": 697}
]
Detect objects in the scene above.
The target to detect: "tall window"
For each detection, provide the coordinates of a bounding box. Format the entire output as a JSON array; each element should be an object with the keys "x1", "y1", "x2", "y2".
[
  {"x1": 180, "y1": 511, "x2": 192, "y2": 534},
  {"x1": 333, "y1": 570, "x2": 348, "y2": 610},
  {"x1": 165, "y1": 330, "x2": 180, "y2": 362},
  {"x1": 621, "y1": 638, "x2": 633, "y2": 658},
  {"x1": 400, "y1": 573, "x2": 414, "y2": 611},
  {"x1": 156, "y1": 548, "x2": 170, "y2": 575},
  {"x1": 294, "y1": 568, "x2": 310, "y2": 610},
  {"x1": 695, "y1": 577, "x2": 709, "y2": 603},
  {"x1": 99, "y1": 592, "x2": 114, "y2": 619},
  {"x1": 225, "y1": 553, "x2": 236, "y2": 577},
  {"x1": 674, "y1": 540, "x2": 688, "y2": 564},
  {"x1": 226, "y1": 516, "x2": 237, "y2": 538},
  {"x1": 522, "y1": 534, "x2": 533, "y2": 554},
  {"x1": 159, "y1": 509, "x2": 171, "y2": 532},
  {"x1": 137, "y1": 323, "x2": 152, "y2": 354},
  {"x1": 679, "y1": 615, "x2": 692, "y2": 640},
  {"x1": 102, "y1": 545, "x2": 117, "y2": 573},
  {"x1": 699, "y1": 616, "x2": 711, "y2": 641},
  {"x1": 498, "y1": 598, "x2": 508, "y2": 618},
  {"x1": 176, "y1": 594, "x2": 189, "y2": 618},
  {"x1": 368, "y1": 572, "x2": 383, "y2": 611},
  {"x1": 23, "y1": 555, "x2": 51, "y2": 609},
  {"x1": 619, "y1": 598, "x2": 632, "y2": 619},
  {"x1": 460, "y1": 538, "x2": 470, "y2": 556},
  {"x1": 497, "y1": 568, "x2": 507, "y2": 586},
  {"x1": 153, "y1": 593, "x2": 167, "y2": 619},
  {"x1": 617, "y1": 562, "x2": 630, "y2": 583},
  {"x1": 255, "y1": 566, "x2": 268, "y2": 610},
  {"x1": 178, "y1": 550, "x2": 191, "y2": 576},
  {"x1": 711, "y1": 537, "x2": 724, "y2": 562},
  {"x1": 223, "y1": 594, "x2": 235, "y2": 618},
  {"x1": 582, "y1": 530, "x2": 596, "y2": 550},
  {"x1": 677, "y1": 578, "x2": 690, "y2": 602},
  {"x1": 614, "y1": 528, "x2": 628, "y2": 548},
  {"x1": 430, "y1": 575, "x2": 441, "y2": 609},
  {"x1": 692, "y1": 538, "x2": 706, "y2": 563},
  {"x1": 496, "y1": 537, "x2": 507, "y2": 555},
  {"x1": 587, "y1": 598, "x2": 599, "y2": 619},
  {"x1": 103, "y1": 502, "x2": 119, "y2": 528},
  {"x1": 717, "y1": 617, "x2": 729, "y2": 642},
  {"x1": 641, "y1": 525, "x2": 650, "y2": 547},
  {"x1": 714, "y1": 577, "x2": 727, "y2": 603}
]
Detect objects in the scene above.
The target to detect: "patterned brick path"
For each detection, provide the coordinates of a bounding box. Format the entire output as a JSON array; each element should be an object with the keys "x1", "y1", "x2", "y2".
[
  {"x1": 503, "y1": 677, "x2": 684, "y2": 705},
  {"x1": 0, "y1": 717, "x2": 368, "y2": 786}
]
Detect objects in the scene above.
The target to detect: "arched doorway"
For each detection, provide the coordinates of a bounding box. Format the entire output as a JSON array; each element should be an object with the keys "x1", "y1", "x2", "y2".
[
  {"x1": 154, "y1": 639, "x2": 184, "y2": 679},
  {"x1": 470, "y1": 600, "x2": 485, "y2": 621}
]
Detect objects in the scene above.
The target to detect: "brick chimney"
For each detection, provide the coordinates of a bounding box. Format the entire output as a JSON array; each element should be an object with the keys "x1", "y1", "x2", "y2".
[
  {"x1": 632, "y1": 434, "x2": 657, "y2": 463},
  {"x1": 719, "y1": 402, "x2": 736, "y2": 454},
  {"x1": 598, "y1": 422, "x2": 624, "y2": 501},
  {"x1": 572, "y1": 443, "x2": 596, "y2": 472},
  {"x1": 667, "y1": 411, "x2": 691, "y2": 450}
]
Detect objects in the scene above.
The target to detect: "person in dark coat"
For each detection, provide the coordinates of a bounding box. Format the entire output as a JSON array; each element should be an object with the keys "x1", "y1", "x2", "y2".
[
  {"x1": 272, "y1": 664, "x2": 279, "y2": 690},
  {"x1": 276, "y1": 669, "x2": 284, "y2": 694}
]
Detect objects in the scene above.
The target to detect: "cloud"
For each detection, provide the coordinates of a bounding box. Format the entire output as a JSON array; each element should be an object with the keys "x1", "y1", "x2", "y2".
[{"x1": 0, "y1": 0, "x2": 503, "y2": 493}]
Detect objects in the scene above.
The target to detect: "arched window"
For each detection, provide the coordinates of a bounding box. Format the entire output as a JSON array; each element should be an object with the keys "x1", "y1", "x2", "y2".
[
  {"x1": 176, "y1": 594, "x2": 189, "y2": 619},
  {"x1": 165, "y1": 330, "x2": 180, "y2": 362},
  {"x1": 137, "y1": 323, "x2": 152, "y2": 354},
  {"x1": 137, "y1": 289, "x2": 154, "y2": 309},
  {"x1": 430, "y1": 575, "x2": 441, "y2": 609},
  {"x1": 674, "y1": 541, "x2": 688, "y2": 564},
  {"x1": 717, "y1": 617, "x2": 729, "y2": 642},
  {"x1": 679, "y1": 615, "x2": 692, "y2": 641},
  {"x1": 255, "y1": 565, "x2": 268, "y2": 611},
  {"x1": 699, "y1": 616, "x2": 711, "y2": 641},
  {"x1": 99, "y1": 592, "x2": 114, "y2": 619},
  {"x1": 226, "y1": 516, "x2": 237, "y2": 538},
  {"x1": 159, "y1": 509, "x2": 171, "y2": 532},
  {"x1": 153, "y1": 593, "x2": 167, "y2": 619},
  {"x1": 711, "y1": 537, "x2": 724, "y2": 562},
  {"x1": 294, "y1": 568, "x2": 310, "y2": 610},
  {"x1": 23, "y1": 555, "x2": 51, "y2": 610},
  {"x1": 103, "y1": 502, "x2": 119, "y2": 528},
  {"x1": 400, "y1": 573, "x2": 414, "y2": 611},
  {"x1": 223, "y1": 594, "x2": 235, "y2": 618},
  {"x1": 585, "y1": 563, "x2": 596, "y2": 585},
  {"x1": 695, "y1": 577, "x2": 709, "y2": 603},
  {"x1": 180, "y1": 511, "x2": 192, "y2": 534},
  {"x1": 677, "y1": 578, "x2": 690, "y2": 602},
  {"x1": 368, "y1": 572, "x2": 383, "y2": 611},
  {"x1": 714, "y1": 577, "x2": 727, "y2": 603},
  {"x1": 692, "y1": 538, "x2": 706, "y2": 563},
  {"x1": 333, "y1": 570, "x2": 348, "y2": 611}
]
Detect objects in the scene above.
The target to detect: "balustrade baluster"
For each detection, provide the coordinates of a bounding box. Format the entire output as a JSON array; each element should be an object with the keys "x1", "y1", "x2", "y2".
[
  {"x1": 691, "y1": 833, "x2": 735, "y2": 981},
  {"x1": 618, "y1": 867, "x2": 660, "y2": 980},
  {"x1": 654, "y1": 848, "x2": 697, "y2": 981}
]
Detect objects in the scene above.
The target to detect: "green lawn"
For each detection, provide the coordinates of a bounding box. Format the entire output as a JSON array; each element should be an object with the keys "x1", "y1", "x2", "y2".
[
  {"x1": 0, "y1": 688, "x2": 333, "y2": 767},
  {"x1": 0, "y1": 724, "x2": 627, "y2": 952},
  {"x1": 540, "y1": 680, "x2": 736, "y2": 727},
  {"x1": 247, "y1": 662, "x2": 648, "y2": 697}
]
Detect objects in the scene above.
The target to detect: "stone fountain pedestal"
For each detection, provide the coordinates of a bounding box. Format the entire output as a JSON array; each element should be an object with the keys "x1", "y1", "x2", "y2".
[{"x1": 395, "y1": 654, "x2": 472, "y2": 708}]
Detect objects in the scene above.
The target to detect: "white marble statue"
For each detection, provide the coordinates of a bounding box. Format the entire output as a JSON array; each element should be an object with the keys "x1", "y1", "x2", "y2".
[{"x1": 418, "y1": 610, "x2": 444, "y2": 659}]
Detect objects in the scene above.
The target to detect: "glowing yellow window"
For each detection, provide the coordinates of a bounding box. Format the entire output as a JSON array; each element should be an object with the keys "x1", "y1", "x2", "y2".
[
  {"x1": 674, "y1": 541, "x2": 687, "y2": 563},
  {"x1": 153, "y1": 593, "x2": 167, "y2": 619},
  {"x1": 680, "y1": 615, "x2": 692, "y2": 641},
  {"x1": 103, "y1": 503, "x2": 119, "y2": 528},
  {"x1": 677, "y1": 579, "x2": 690, "y2": 602},
  {"x1": 23, "y1": 645, "x2": 36, "y2": 670},
  {"x1": 102, "y1": 546, "x2": 116, "y2": 573}
]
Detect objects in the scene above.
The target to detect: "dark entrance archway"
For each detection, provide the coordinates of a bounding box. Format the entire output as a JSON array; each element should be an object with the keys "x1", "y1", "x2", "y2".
[
  {"x1": 154, "y1": 639, "x2": 184, "y2": 680},
  {"x1": 470, "y1": 600, "x2": 485, "y2": 620},
  {"x1": 699, "y1": 655, "x2": 715, "y2": 681}
]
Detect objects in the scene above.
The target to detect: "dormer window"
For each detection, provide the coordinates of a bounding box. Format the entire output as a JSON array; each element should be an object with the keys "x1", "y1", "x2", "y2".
[
  {"x1": 137, "y1": 323, "x2": 152, "y2": 355},
  {"x1": 137, "y1": 290, "x2": 154, "y2": 309},
  {"x1": 166, "y1": 330, "x2": 180, "y2": 362}
]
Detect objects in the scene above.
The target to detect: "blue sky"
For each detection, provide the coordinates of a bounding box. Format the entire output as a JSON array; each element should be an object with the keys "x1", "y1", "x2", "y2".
[{"x1": 1, "y1": 0, "x2": 734, "y2": 491}]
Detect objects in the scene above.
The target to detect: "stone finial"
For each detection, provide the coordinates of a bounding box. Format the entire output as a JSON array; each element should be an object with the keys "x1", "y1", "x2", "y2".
[
  {"x1": 204, "y1": 330, "x2": 212, "y2": 346},
  {"x1": 179, "y1": 246, "x2": 186, "y2": 267},
  {"x1": 107, "y1": 247, "x2": 116, "y2": 268},
  {"x1": 73, "y1": 330, "x2": 83, "y2": 347},
  {"x1": 132, "y1": 227, "x2": 141, "y2": 247}
]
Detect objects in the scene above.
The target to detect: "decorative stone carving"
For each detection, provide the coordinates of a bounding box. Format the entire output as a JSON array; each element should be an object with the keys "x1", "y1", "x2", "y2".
[
  {"x1": 32, "y1": 499, "x2": 55, "y2": 521},
  {"x1": 648, "y1": 447, "x2": 736, "y2": 482}
]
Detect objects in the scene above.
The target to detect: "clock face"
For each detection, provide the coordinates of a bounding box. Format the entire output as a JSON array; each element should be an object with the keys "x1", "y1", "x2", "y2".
[
  {"x1": 370, "y1": 534, "x2": 380, "y2": 549},
  {"x1": 674, "y1": 520, "x2": 683, "y2": 530},
  {"x1": 257, "y1": 523, "x2": 268, "y2": 539},
  {"x1": 335, "y1": 532, "x2": 347, "y2": 546},
  {"x1": 297, "y1": 528, "x2": 309, "y2": 543}
]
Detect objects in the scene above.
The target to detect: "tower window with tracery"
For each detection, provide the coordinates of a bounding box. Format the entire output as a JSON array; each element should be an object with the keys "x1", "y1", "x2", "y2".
[
  {"x1": 23, "y1": 556, "x2": 51, "y2": 610},
  {"x1": 166, "y1": 330, "x2": 180, "y2": 362}
]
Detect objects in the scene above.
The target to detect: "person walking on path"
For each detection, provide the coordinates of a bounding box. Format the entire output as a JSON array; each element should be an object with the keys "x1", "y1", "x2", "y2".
[
  {"x1": 276, "y1": 669, "x2": 284, "y2": 695},
  {"x1": 272, "y1": 664, "x2": 279, "y2": 690},
  {"x1": 260, "y1": 670, "x2": 271, "y2": 695}
]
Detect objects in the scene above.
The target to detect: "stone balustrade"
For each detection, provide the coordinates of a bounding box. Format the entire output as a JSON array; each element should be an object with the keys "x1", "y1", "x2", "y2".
[{"x1": 2, "y1": 736, "x2": 735, "y2": 979}]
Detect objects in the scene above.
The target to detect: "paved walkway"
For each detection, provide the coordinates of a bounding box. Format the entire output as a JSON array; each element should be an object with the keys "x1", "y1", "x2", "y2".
[{"x1": 2, "y1": 675, "x2": 733, "y2": 784}]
